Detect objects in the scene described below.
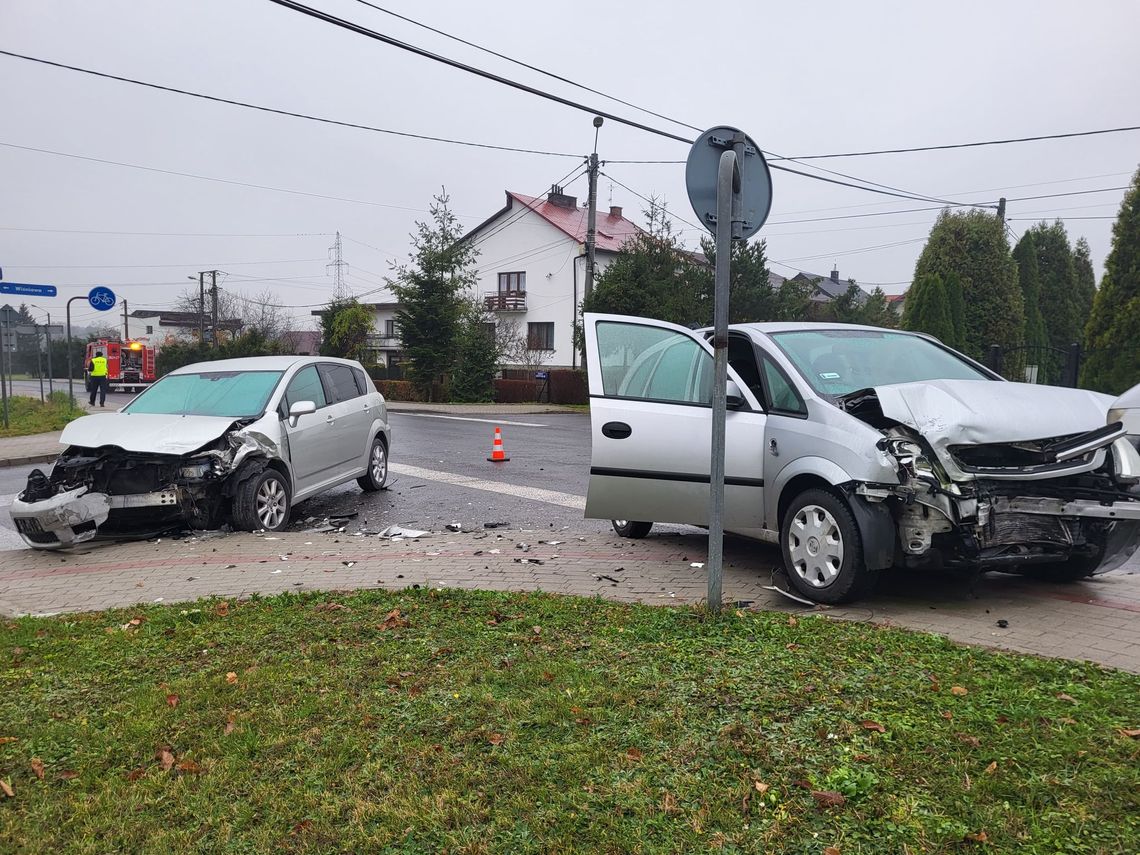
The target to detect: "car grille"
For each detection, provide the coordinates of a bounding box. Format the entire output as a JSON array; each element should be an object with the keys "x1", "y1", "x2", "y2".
[
  {"x1": 949, "y1": 437, "x2": 1094, "y2": 475},
  {"x1": 14, "y1": 517, "x2": 59, "y2": 545}
]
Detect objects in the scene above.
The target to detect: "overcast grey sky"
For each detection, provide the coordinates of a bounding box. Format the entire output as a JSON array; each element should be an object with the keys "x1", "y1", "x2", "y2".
[{"x1": 2, "y1": 0, "x2": 1137, "y2": 330}]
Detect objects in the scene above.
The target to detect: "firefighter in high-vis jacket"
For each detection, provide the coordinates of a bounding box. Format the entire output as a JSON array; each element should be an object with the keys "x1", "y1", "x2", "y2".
[{"x1": 88, "y1": 350, "x2": 109, "y2": 407}]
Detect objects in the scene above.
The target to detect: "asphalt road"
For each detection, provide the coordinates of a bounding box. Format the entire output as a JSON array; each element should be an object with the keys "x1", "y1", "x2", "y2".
[
  {"x1": 4, "y1": 378, "x2": 136, "y2": 409},
  {"x1": 0, "y1": 411, "x2": 616, "y2": 551}
]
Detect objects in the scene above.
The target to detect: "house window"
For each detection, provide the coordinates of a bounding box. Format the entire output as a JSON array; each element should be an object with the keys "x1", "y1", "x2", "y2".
[
  {"x1": 498, "y1": 271, "x2": 526, "y2": 293},
  {"x1": 527, "y1": 322, "x2": 554, "y2": 351},
  {"x1": 384, "y1": 319, "x2": 396, "y2": 338},
  {"x1": 146, "y1": 325, "x2": 154, "y2": 334}
]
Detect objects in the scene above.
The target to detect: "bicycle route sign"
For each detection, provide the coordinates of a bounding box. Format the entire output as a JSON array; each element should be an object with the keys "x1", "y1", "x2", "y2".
[{"x1": 88, "y1": 286, "x2": 116, "y2": 311}]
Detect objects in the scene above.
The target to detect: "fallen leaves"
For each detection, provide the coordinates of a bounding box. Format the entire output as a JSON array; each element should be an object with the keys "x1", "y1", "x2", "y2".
[
  {"x1": 214, "y1": 601, "x2": 230, "y2": 617},
  {"x1": 0, "y1": 779, "x2": 13, "y2": 798},
  {"x1": 811, "y1": 790, "x2": 846, "y2": 809},
  {"x1": 957, "y1": 734, "x2": 981, "y2": 748},
  {"x1": 176, "y1": 758, "x2": 204, "y2": 774},
  {"x1": 166, "y1": 693, "x2": 180, "y2": 709},
  {"x1": 487, "y1": 733, "x2": 505, "y2": 747},
  {"x1": 314, "y1": 602, "x2": 350, "y2": 613},
  {"x1": 30, "y1": 758, "x2": 44, "y2": 781},
  {"x1": 754, "y1": 781, "x2": 770, "y2": 794},
  {"x1": 625, "y1": 747, "x2": 644, "y2": 761},
  {"x1": 126, "y1": 767, "x2": 146, "y2": 782},
  {"x1": 860, "y1": 720, "x2": 886, "y2": 733},
  {"x1": 225, "y1": 672, "x2": 238, "y2": 685},
  {"x1": 964, "y1": 830, "x2": 989, "y2": 843},
  {"x1": 156, "y1": 747, "x2": 176, "y2": 772},
  {"x1": 824, "y1": 847, "x2": 842, "y2": 855},
  {"x1": 984, "y1": 761, "x2": 998, "y2": 775},
  {"x1": 1118, "y1": 728, "x2": 1140, "y2": 739},
  {"x1": 0, "y1": 737, "x2": 16, "y2": 745},
  {"x1": 57, "y1": 770, "x2": 78, "y2": 781},
  {"x1": 950, "y1": 686, "x2": 969, "y2": 696},
  {"x1": 377, "y1": 609, "x2": 409, "y2": 631},
  {"x1": 224, "y1": 715, "x2": 237, "y2": 736},
  {"x1": 1056, "y1": 692, "x2": 1077, "y2": 703}
]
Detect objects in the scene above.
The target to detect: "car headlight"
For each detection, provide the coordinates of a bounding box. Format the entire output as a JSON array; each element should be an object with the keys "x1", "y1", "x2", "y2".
[
  {"x1": 179, "y1": 458, "x2": 218, "y2": 479},
  {"x1": 885, "y1": 438, "x2": 940, "y2": 481}
]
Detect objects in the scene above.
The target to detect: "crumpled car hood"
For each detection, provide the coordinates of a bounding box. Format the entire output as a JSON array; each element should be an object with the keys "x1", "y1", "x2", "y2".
[
  {"x1": 871, "y1": 379, "x2": 1115, "y2": 446},
  {"x1": 59, "y1": 413, "x2": 239, "y2": 456}
]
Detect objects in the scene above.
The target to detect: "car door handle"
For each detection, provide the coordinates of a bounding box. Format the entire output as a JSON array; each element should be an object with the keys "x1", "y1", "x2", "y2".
[
  {"x1": 602, "y1": 421, "x2": 632, "y2": 439},
  {"x1": 326, "y1": 415, "x2": 335, "y2": 424}
]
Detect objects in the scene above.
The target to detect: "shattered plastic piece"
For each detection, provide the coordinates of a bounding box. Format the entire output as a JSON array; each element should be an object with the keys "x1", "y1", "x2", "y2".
[
  {"x1": 516, "y1": 543, "x2": 531, "y2": 552},
  {"x1": 483, "y1": 522, "x2": 509, "y2": 529},
  {"x1": 996, "y1": 619, "x2": 1009, "y2": 628},
  {"x1": 445, "y1": 523, "x2": 462, "y2": 532},
  {"x1": 376, "y1": 525, "x2": 428, "y2": 539},
  {"x1": 514, "y1": 557, "x2": 545, "y2": 565},
  {"x1": 540, "y1": 540, "x2": 564, "y2": 545},
  {"x1": 690, "y1": 562, "x2": 705, "y2": 569}
]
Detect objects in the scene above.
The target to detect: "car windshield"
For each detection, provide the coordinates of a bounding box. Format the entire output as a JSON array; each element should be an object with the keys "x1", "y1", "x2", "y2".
[
  {"x1": 769, "y1": 329, "x2": 992, "y2": 398},
  {"x1": 124, "y1": 370, "x2": 283, "y2": 418}
]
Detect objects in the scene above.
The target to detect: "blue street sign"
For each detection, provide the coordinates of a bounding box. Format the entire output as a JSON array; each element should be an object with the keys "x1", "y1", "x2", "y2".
[
  {"x1": 88, "y1": 286, "x2": 116, "y2": 311},
  {"x1": 0, "y1": 282, "x2": 57, "y2": 297}
]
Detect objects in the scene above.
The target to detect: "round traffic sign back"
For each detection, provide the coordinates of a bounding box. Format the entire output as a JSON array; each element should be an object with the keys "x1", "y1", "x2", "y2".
[
  {"x1": 685, "y1": 126, "x2": 772, "y2": 240},
  {"x1": 88, "y1": 286, "x2": 116, "y2": 312}
]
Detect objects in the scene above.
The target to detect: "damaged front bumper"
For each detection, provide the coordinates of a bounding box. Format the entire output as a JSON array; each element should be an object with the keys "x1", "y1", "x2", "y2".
[{"x1": 10, "y1": 487, "x2": 112, "y2": 548}]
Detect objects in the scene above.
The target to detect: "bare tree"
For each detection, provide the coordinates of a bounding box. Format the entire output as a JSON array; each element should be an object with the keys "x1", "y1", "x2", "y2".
[{"x1": 495, "y1": 316, "x2": 554, "y2": 375}]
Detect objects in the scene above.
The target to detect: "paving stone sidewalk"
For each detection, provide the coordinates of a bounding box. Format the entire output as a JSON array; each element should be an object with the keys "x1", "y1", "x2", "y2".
[{"x1": 1, "y1": 526, "x2": 1137, "y2": 673}]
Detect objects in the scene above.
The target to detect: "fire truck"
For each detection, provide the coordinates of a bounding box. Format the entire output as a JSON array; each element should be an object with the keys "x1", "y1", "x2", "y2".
[{"x1": 85, "y1": 339, "x2": 156, "y2": 393}]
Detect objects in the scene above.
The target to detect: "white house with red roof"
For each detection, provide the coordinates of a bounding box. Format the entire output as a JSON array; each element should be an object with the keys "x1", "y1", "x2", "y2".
[
  {"x1": 358, "y1": 185, "x2": 640, "y2": 372},
  {"x1": 462, "y1": 185, "x2": 640, "y2": 369}
]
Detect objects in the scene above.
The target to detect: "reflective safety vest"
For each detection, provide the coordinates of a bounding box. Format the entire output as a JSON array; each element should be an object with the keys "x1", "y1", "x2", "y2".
[{"x1": 90, "y1": 356, "x2": 108, "y2": 377}]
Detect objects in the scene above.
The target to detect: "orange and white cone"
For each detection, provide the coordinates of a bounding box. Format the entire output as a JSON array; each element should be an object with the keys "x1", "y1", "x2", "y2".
[{"x1": 487, "y1": 426, "x2": 510, "y2": 462}]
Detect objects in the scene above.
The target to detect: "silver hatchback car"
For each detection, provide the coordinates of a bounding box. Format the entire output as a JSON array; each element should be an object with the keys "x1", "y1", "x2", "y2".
[
  {"x1": 583, "y1": 313, "x2": 1140, "y2": 603},
  {"x1": 10, "y1": 355, "x2": 391, "y2": 548}
]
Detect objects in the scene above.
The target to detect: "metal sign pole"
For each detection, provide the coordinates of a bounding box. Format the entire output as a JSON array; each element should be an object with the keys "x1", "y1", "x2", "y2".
[
  {"x1": 66, "y1": 296, "x2": 83, "y2": 405},
  {"x1": 0, "y1": 312, "x2": 8, "y2": 429}
]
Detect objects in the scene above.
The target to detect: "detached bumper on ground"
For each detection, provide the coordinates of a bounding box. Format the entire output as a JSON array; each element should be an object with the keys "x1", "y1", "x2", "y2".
[{"x1": 9, "y1": 486, "x2": 111, "y2": 548}]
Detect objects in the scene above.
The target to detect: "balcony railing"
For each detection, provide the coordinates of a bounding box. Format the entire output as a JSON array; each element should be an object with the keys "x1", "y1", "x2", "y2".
[
  {"x1": 483, "y1": 290, "x2": 527, "y2": 311},
  {"x1": 365, "y1": 334, "x2": 401, "y2": 349}
]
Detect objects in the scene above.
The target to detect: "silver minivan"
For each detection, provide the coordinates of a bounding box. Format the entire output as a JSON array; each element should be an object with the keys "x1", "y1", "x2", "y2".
[
  {"x1": 583, "y1": 313, "x2": 1140, "y2": 603},
  {"x1": 10, "y1": 355, "x2": 390, "y2": 548}
]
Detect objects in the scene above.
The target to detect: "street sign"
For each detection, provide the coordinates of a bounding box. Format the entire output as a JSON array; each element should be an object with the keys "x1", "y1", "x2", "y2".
[
  {"x1": 88, "y1": 286, "x2": 116, "y2": 311},
  {"x1": 685, "y1": 126, "x2": 772, "y2": 240},
  {"x1": 0, "y1": 282, "x2": 57, "y2": 297},
  {"x1": 534, "y1": 371, "x2": 549, "y2": 380}
]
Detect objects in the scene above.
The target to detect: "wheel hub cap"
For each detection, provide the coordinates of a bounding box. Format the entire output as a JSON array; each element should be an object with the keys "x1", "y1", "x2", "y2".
[
  {"x1": 787, "y1": 504, "x2": 844, "y2": 588},
  {"x1": 257, "y1": 479, "x2": 286, "y2": 529}
]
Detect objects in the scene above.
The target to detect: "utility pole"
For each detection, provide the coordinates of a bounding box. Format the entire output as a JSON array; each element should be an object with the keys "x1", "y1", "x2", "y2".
[
  {"x1": 997, "y1": 197, "x2": 1007, "y2": 225},
  {"x1": 583, "y1": 117, "x2": 603, "y2": 301},
  {"x1": 197, "y1": 271, "x2": 206, "y2": 344},
  {"x1": 210, "y1": 270, "x2": 219, "y2": 345},
  {"x1": 327, "y1": 232, "x2": 348, "y2": 300},
  {"x1": 122, "y1": 299, "x2": 129, "y2": 340}
]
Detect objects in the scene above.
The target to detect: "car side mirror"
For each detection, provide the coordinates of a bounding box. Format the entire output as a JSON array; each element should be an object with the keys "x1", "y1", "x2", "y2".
[
  {"x1": 288, "y1": 400, "x2": 317, "y2": 427},
  {"x1": 726, "y1": 380, "x2": 746, "y2": 410}
]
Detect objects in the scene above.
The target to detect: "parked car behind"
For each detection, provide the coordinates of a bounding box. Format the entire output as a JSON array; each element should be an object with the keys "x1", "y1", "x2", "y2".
[
  {"x1": 10, "y1": 356, "x2": 390, "y2": 548},
  {"x1": 583, "y1": 313, "x2": 1140, "y2": 603}
]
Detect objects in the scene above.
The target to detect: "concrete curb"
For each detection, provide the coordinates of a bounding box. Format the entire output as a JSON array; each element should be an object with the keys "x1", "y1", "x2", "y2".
[{"x1": 0, "y1": 454, "x2": 58, "y2": 468}]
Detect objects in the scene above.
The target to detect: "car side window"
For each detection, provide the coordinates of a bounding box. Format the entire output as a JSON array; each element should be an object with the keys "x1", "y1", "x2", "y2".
[
  {"x1": 761, "y1": 356, "x2": 807, "y2": 415},
  {"x1": 284, "y1": 365, "x2": 327, "y2": 411},
  {"x1": 352, "y1": 367, "x2": 371, "y2": 396},
  {"x1": 597, "y1": 321, "x2": 711, "y2": 405},
  {"x1": 320, "y1": 364, "x2": 362, "y2": 404}
]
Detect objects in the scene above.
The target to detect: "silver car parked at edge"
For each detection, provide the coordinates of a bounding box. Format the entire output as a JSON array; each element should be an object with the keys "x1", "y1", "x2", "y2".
[
  {"x1": 10, "y1": 356, "x2": 390, "y2": 548},
  {"x1": 583, "y1": 313, "x2": 1140, "y2": 604}
]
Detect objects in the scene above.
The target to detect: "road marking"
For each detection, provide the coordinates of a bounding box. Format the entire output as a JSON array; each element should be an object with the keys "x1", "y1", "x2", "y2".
[
  {"x1": 389, "y1": 462, "x2": 585, "y2": 510},
  {"x1": 392, "y1": 413, "x2": 548, "y2": 428}
]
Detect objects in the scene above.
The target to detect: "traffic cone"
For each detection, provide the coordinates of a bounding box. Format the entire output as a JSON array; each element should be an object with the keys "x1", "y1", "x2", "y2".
[{"x1": 487, "y1": 426, "x2": 510, "y2": 462}]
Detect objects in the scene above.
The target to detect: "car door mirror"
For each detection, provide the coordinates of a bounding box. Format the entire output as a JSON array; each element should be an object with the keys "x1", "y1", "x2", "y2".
[
  {"x1": 726, "y1": 380, "x2": 746, "y2": 410},
  {"x1": 288, "y1": 400, "x2": 317, "y2": 427}
]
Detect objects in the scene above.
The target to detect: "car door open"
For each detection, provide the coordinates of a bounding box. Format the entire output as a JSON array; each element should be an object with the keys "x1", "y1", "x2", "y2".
[{"x1": 583, "y1": 313, "x2": 767, "y2": 532}]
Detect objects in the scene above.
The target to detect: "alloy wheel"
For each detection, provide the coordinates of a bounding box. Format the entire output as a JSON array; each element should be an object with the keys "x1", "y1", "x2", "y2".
[{"x1": 256, "y1": 477, "x2": 287, "y2": 530}]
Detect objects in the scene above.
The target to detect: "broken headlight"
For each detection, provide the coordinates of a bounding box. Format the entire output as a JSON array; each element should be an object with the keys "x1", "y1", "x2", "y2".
[
  {"x1": 885, "y1": 438, "x2": 940, "y2": 482},
  {"x1": 179, "y1": 457, "x2": 222, "y2": 480}
]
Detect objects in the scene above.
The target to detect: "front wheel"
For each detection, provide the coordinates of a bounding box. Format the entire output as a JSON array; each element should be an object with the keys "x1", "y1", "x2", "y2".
[
  {"x1": 357, "y1": 436, "x2": 388, "y2": 492},
  {"x1": 780, "y1": 488, "x2": 875, "y2": 604},
  {"x1": 232, "y1": 469, "x2": 292, "y2": 532},
  {"x1": 612, "y1": 519, "x2": 652, "y2": 538}
]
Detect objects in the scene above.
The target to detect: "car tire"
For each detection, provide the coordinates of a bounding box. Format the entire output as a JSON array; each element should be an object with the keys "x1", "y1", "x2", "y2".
[
  {"x1": 232, "y1": 469, "x2": 291, "y2": 532},
  {"x1": 780, "y1": 488, "x2": 875, "y2": 604},
  {"x1": 612, "y1": 519, "x2": 652, "y2": 538},
  {"x1": 357, "y1": 436, "x2": 388, "y2": 492}
]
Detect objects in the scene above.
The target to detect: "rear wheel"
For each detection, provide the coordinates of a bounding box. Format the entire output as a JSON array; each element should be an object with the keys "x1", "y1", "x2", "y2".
[
  {"x1": 233, "y1": 469, "x2": 291, "y2": 532},
  {"x1": 612, "y1": 519, "x2": 652, "y2": 538},
  {"x1": 357, "y1": 436, "x2": 388, "y2": 492},
  {"x1": 780, "y1": 488, "x2": 875, "y2": 604}
]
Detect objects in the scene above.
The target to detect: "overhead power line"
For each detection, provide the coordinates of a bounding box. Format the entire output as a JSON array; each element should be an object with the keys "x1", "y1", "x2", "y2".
[
  {"x1": 0, "y1": 226, "x2": 333, "y2": 238},
  {"x1": 1003, "y1": 185, "x2": 1128, "y2": 203},
  {"x1": 349, "y1": 0, "x2": 703, "y2": 134},
  {"x1": 778, "y1": 125, "x2": 1140, "y2": 160},
  {"x1": 262, "y1": 0, "x2": 694, "y2": 144},
  {"x1": 10, "y1": 257, "x2": 324, "y2": 269},
  {"x1": 0, "y1": 50, "x2": 582, "y2": 158}
]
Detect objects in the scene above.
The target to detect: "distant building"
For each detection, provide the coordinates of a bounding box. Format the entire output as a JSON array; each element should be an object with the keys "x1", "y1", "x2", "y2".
[
  {"x1": 788, "y1": 267, "x2": 870, "y2": 303},
  {"x1": 886, "y1": 292, "x2": 908, "y2": 315},
  {"x1": 128, "y1": 309, "x2": 243, "y2": 347},
  {"x1": 280, "y1": 330, "x2": 320, "y2": 356}
]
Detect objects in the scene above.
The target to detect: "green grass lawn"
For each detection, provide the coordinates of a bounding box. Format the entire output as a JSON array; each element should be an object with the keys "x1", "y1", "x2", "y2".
[
  {"x1": 2, "y1": 589, "x2": 1137, "y2": 853},
  {"x1": 0, "y1": 391, "x2": 86, "y2": 438}
]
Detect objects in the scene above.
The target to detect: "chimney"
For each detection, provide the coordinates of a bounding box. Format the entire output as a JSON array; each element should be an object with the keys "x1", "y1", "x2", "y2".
[
  {"x1": 546, "y1": 184, "x2": 577, "y2": 208},
  {"x1": 609, "y1": 205, "x2": 623, "y2": 219},
  {"x1": 830, "y1": 267, "x2": 840, "y2": 282}
]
